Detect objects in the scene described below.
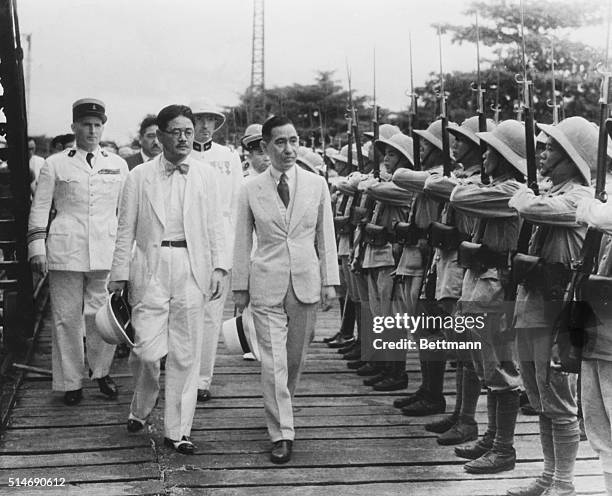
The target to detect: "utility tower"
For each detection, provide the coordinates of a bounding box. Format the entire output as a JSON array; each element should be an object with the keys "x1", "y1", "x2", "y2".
[{"x1": 249, "y1": 0, "x2": 265, "y2": 122}]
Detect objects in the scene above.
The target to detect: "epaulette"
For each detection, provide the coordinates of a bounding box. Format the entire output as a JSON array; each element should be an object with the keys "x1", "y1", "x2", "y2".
[
  {"x1": 101, "y1": 150, "x2": 108, "y2": 157},
  {"x1": 68, "y1": 150, "x2": 76, "y2": 157}
]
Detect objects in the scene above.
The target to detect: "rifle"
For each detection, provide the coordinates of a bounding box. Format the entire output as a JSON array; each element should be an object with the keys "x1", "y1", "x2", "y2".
[
  {"x1": 318, "y1": 108, "x2": 328, "y2": 182},
  {"x1": 490, "y1": 53, "x2": 502, "y2": 124},
  {"x1": 551, "y1": 2, "x2": 612, "y2": 373},
  {"x1": 406, "y1": 32, "x2": 421, "y2": 170},
  {"x1": 346, "y1": 62, "x2": 366, "y2": 174},
  {"x1": 471, "y1": 12, "x2": 489, "y2": 184},
  {"x1": 437, "y1": 25, "x2": 451, "y2": 177},
  {"x1": 372, "y1": 48, "x2": 381, "y2": 177},
  {"x1": 546, "y1": 37, "x2": 561, "y2": 125},
  {"x1": 346, "y1": 110, "x2": 354, "y2": 173}
]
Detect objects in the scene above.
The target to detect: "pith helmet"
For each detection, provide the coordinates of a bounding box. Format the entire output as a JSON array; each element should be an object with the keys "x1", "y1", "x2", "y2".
[
  {"x1": 221, "y1": 306, "x2": 260, "y2": 360},
  {"x1": 448, "y1": 116, "x2": 496, "y2": 146},
  {"x1": 335, "y1": 144, "x2": 363, "y2": 166},
  {"x1": 538, "y1": 116, "x2": 599, "y2": 184},
  {"x1": 95, "y1": 292, "x2": 135, "y2": 347},
  {"x1": 241, "y1": 123, "x2": 263, "y2": 148},
  {"x1": 413, "y1": 119, "x2": 455, "y2": 153},
  {"x1": 297, "y1": 147, "x2": 326, "y2": 174},
  {"x1": 477, "y1": 120, "x2": 527, "y2": 176},
  {"x1": 364, "y1": 123, "x2": 401, "y2": 140},
  {"x1": 189, "y1": 97, "x2": 226, "y2": 131},
  {"x1": 375, "y1": 132, "x2": 414, "y2": 167}
]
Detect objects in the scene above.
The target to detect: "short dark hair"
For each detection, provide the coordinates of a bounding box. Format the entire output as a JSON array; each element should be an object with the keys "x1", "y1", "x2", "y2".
[
  {"x1": 156, "y1": 105, "x2": 195, "y2": 131},
  {"x1": 51, "y1": 135, "x2": 63, "y2": 149},
  {"x1": 139, "y1": 114, "x2": 158, "y2": 136},
  {"x1": 61, "y1": 133, "x2": 75, "y2": 146},
  {"x1": 262, "y1": 115, "x2": 294, "y2": 141}
]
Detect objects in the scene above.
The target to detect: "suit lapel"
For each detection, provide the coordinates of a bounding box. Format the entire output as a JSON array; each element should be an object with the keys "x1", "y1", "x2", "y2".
[
  {"x1": 288, "y1": 166, "x2": 312, "y2": 233},
  {"x1": 256, "y1": 173, "x2": 287, "y2": 231},
  {"x1": 183, "y1": 161, "x2": 196, "y2": 226},
  {"x1": 144, "y1": 157, "x2": 166, "y2": 227}
]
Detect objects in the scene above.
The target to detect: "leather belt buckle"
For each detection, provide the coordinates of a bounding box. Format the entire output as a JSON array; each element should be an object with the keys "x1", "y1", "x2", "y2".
[{"x1": 161, "y1": 240, "x2": 187, "y2": 247}]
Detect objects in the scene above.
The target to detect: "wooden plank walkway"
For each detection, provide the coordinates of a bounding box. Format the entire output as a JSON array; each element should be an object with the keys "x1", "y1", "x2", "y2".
[{"x1": 0, "y1": 303, "x2": 606, "y2": 495}]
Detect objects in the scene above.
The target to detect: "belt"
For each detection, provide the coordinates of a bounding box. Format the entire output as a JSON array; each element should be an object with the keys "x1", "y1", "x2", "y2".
[{"x1": 161, "y1": 240, "x2": 187, "y2": 247}]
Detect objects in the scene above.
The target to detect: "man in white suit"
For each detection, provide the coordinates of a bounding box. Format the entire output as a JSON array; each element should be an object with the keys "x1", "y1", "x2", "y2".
[
  {"x1": 233, "y1": 116, "x2": 339, "y2": 464},
  {"x1": 108, "y1": 104, "x2": 228, "y2": 455}
]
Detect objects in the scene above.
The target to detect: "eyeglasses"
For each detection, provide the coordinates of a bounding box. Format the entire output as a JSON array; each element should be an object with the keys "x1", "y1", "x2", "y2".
[{"x1": 162, "y1": 128, "x2": 194, "y2": 139}]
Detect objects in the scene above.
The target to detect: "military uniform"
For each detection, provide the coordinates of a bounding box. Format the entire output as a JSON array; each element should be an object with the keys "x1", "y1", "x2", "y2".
[{"x1": 28, "y1": 145, "x2": 128, "y2": 392}]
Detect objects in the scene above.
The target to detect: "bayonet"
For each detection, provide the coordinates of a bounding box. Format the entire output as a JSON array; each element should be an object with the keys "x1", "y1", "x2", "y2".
[
  {"x1": 372, "y1": 48, "x2": 381, "y2": 176},
  {"x1": 436, "y1": 25, "x2": 451, "y2": 176},
  {"x1": 346, "y1": 60, "x2": 366, "y2": 174},
  {"x1": 546, "y1": 37, "x2": 561, "y2": 124},
  {"x1": 405, "y1": 32, "x2": 420, "y2": 169},
  {"x1": 490, "y1": 53, "x2": 502, "y2": 123},
  {"x1": 471, "y1": 11, "x2": 488, "y2": 183}
]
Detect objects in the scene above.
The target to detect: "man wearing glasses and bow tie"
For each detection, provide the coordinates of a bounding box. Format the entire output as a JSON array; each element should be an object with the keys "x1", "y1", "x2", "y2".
[
  {"x1": 233, "y1": 115, "x2": 339, "y2": 464},
  {"x1": 108, "y1": 104, "x2": 228, "y2": 455}
]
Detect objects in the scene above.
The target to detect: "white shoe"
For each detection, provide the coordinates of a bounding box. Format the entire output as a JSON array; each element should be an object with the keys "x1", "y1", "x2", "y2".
[{"x1": 243, "y1": 352, "x2": 256, "y2": 361}]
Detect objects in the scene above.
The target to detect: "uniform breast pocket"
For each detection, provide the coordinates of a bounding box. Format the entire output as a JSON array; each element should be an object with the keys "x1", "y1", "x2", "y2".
[
  {"x1": 101, "y1": 175, "x2": 122, "y2": 197},
  {"x1": 55, "y1": 177, "x2": 80, "y2": 202}
]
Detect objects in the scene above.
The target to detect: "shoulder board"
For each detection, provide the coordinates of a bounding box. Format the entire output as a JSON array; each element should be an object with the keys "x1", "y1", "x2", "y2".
[
  {"x1": 68, "y1": 150, "x2": 76, "y2": 157},
  {"x1": 101, "y1": 150, "x2": 108, "y2": 157}
]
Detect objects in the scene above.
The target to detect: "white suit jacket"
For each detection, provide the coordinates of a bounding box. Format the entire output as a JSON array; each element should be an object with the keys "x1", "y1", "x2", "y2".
[
  {"x1": 110, "y1": 155, "x2": 229, "y2": 306},
  {"x1": 232, "y1": 165, "x2": 339, "y2": 306}
]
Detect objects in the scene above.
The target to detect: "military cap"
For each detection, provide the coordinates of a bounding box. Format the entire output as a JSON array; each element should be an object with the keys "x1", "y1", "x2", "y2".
[{"x1": 72, "y1": 98, "x2": 107, "y2": 123}]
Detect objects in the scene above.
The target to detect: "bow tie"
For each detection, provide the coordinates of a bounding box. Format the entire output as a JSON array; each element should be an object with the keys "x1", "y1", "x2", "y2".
[
  {"x1": 193, "y1": 141, "x2": 212, "y2": 152},
  {"x1": 165, "y1": 163, "x2": 190, "y2": 176}
]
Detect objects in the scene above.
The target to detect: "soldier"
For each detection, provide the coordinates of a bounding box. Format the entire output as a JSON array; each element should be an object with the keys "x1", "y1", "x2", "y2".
[
  {"x1": 450, "y1": 120, "x2": 525, "y2": 474},
  {"x1": 391, "y1": 119, "x2": 453, "y2": 416},
  {"x1": 507, "y1": 116, "x2": 596, "y2": 496},
  {"x1": 575, "y1": 142, "x2": 612, "y2": 496},
  {"x1": 125, "y1": 115, "x2": 161, "y2": 170},
  {"x1": 189, "y1": 97, "x2": 243, "y2": 403},
  {"x1": 241, "y1": 123, "x2": 270, "y2": 179},
  {"x1": 423, "y1": 116, "x2": 496, "y2": 445},
  {"x1": 360, "y1": 133, "x2": 415, "y2": 391},
  {"x1": 28, "y1": 98, "x2": 128, "y2": 406}
]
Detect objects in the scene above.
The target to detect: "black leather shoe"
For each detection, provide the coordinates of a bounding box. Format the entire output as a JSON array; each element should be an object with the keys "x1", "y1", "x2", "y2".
[
  {"x1": 363, "y1": 371, "x2": 388, "y2": 386},
  {"x1": 356, "y1": 363, "x2": 382, "y2": 376},
  {"x1": 393, "y1": 388, "x2": 425, "y2": 409},
  {"x1": 506, "y1": 479, "x2": 552, "y2": 496},
  {"x1": 328, "y1": 336, "x2": 355, "y2": 349},
  {"x1": 127, "y1": 417, "x2": 145, "y2": 433},
  {"x1": 372, "y1": 374, "x2": 408, "y2": 391},
  {"x1": 164, "y1": 435, "x2": 195, "y2": 455},
  {"x1": 463, "y1": 448, "x2": 516, "y2": 474},
  {"x1": 342, "y1": 346, "x2": 361, "y2": 360},
  {"x1": 63, "y1": 389, "x2": 83, "y2": 406},
  {"x1": 338, "y1": 341, "x2": 358, "y2": 355},
  {"x1": 197, "y1": 389, "x2": 211, "y2": 402},
  {"x1": 347, "y1": 360, "x2": 366, "y2": 370},
  {"x1": 454, "y1": 432, "x2": 494, "y2": 460},
  {"x1": 401, "y1": 396, "x2": 446, "y2": 416},
  {"x1": 323, "y1": 331, "x2": 341, "y2": 343},
  {"x1": 270, "y1": 439, "x2": 292, "y2": 464},
  {"x1": 97, "y1": 375, "x2": 118, "y2": 398},
  {"x1": 425, "y1": 413, "x2": 458, "y2": 433}
]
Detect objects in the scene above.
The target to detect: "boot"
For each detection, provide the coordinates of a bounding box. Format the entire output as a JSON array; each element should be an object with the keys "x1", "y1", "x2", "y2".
[
  {"x1": 506, "y1": 479, "x2": 552, "y2": 496},
  {"x1": 492, "y1": 390, "x2": 520, "y2": 455},
  {"x1": 393, "y1": 388, "x2": 425, "y2": 409},
  {"x1": 454, "y1": 431, "x2": 494, "y2": 460},
  {"x1": 425, "y1": 413, "x2": 458, "y2": 434},
  {"x1": 437, "y1": 416, "x2": 478, "y2": 445},
  {"x1": 363, "y1": 370, "x2": 388, "y2": 386},
  {"x1": 373, "y1": 373, "x2": 408, "y2": 391},
  {"x1": 463, "y1": 447, "x2": 516, "y2": 474},
  {"x1": 540, "y1": 482, "x2": 576, "y2": 496}
]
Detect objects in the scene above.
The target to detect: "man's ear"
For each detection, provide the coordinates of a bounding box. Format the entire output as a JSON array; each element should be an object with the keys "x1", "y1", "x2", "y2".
[
  {"x1": 260, "y1": 140, "x2": 267, "y2": 153},
  {"x1": 70, "y1": 122, "x2": 76, "y2": 133}
]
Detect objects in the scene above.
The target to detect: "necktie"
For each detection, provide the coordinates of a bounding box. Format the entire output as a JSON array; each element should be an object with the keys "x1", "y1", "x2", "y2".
[
  {"x1": 86, "y1": 152, "x2": 94, "y2": 168},
  {"x1": 278, "y1": 173, "x2": 289, "y2": 208},
  {"x1": 165, "y1": 163, "x2": 190, "y2": 176}
]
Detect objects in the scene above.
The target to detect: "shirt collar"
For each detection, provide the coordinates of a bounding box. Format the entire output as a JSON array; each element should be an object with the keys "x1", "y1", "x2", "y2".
[
  {"x1": 193, "y1": 140, "x2": 212, "y2": 152},
  {"x1": 269, "y1": 164, "x2": 296, "y2": 182},
  {"x1": 76, "y1": 146, "x2": 101, "y2": 159}
]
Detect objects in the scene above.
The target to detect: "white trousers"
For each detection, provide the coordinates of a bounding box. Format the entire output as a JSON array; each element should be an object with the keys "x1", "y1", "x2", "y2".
[
  {"x1": 198, "y1": 270, "x2": 231, "y2": 389},
  {"x1": 251, "y1": 283, "x2": 318, "y2": 442},
  {"x1": 129, "y1": 247, "x2": 206, "y2": 441},
  {"x1": 48, "y1": 270, "x2": 115, "y2": 391}
]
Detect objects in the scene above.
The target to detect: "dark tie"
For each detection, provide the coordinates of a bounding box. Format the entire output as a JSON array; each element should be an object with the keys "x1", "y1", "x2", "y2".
[
  {"x1": 278, "y1": 173, "x2": 289, "y2": 208},
  {"x1": 86, "y1": 152, "x2": 94, "y2": 167}
]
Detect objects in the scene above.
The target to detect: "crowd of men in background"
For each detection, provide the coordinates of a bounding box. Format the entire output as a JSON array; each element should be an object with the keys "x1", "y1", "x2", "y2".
[{"x1": 22, "y1": 91, "x2": 612, "y2": 494}]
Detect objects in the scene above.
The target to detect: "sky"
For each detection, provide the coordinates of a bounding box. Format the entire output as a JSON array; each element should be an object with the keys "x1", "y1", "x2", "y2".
[{"x1": 17, "y1": 0, "x2": 607, "y2": 144}]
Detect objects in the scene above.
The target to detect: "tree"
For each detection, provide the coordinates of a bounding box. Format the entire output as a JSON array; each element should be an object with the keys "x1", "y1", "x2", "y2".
[{"x1": 416, "y1": 0, "x2": 607, "y2": 125}]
